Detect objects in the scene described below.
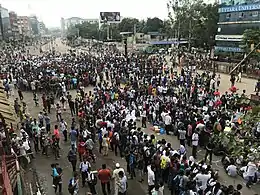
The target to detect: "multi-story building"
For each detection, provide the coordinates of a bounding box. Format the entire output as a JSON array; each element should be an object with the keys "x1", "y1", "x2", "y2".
[
  {"x1": 38, "y1": 21, "x2": 47, "y2": 35},
  {"x1": 215, "y1": 0, "x2": 260, "y2": 54},
  {"x1": 0, "y1": 6, "x2": 11, "y2": 40},
  {"x1": 60, "y1": 17, "x2": 65, "y2": 37},
  {"x1": 17, "y1": 16, "x2": 31, "y2": 37},
  {"x1": 9, "y1": 11, "x2": 19, "y2": 39},
  {"x1": 64, "y1": 17, "x2": 98, "y2": 29},
  {"x1": 29, "y1": 15, "x2": 39, "y2": 35}
]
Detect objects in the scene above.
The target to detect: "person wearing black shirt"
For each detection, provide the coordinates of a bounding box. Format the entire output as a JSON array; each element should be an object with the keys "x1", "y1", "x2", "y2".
[
  {"x1": 205, "y1": 142, "x2": 214, "y2": 164},
  {"x1": 55, "y1": 163, "x2": 63, "y2": 193}
]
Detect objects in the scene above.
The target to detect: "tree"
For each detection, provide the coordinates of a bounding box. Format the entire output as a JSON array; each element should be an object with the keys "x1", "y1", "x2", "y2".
[
  {"x1": 167, "y1": 0, "x2": 218, "y2": 49},
  {"x1": 75, "y1": 22, "x2": 100, "y2": 40},
  {"x1": 145, "y1": 17, "x2": 164, "y2": 33},
  {"x1": 242, "y1": 29, "x2": 260, "y2": 60},
  {"x1": 242, "y1": 29, "x2": 260, "y2": 51},
  {"x1": 118, "y1": 18, "x2": 139, "y2": 33}
]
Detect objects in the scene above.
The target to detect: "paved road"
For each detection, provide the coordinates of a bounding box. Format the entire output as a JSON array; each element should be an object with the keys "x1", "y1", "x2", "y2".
[{"x1": 20, "y1": 39, "x2": 259, "y2": 195}]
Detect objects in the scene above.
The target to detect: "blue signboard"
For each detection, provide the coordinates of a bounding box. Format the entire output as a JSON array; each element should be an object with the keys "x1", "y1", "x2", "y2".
[
  {"x1": 214, "y1": 46, "x2": 244, "y2": 52},
  {"x1": 219, "y1": 3, "x2": 260, "y2": 13}
]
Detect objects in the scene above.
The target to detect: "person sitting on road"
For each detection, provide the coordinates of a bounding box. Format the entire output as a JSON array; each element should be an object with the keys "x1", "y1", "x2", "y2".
[{"x1": 226, "y1": 159, "x2": 237, "y2": 177}]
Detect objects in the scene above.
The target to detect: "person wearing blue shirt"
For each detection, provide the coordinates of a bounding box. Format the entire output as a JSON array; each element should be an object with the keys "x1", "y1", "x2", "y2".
[
  {"x1": 129, "y1": 151, "x2": 136, "y2": 179},
  {"x1": 51, "y1": 164, "x2": 60, "y2": 193},
  {"x1": 70, "y1": 128, "x2": 78, "y2": 148}
]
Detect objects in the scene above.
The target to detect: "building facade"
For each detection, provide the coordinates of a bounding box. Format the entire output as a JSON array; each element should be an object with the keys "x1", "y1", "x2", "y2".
[
  {"x1": 215, "y1": 0, "x2": 260, "y2": 53},
  {"x1": 0, "y1": 6, "x2": 11, "y2": 40},
  {"x1": 29, "y1": 15, "x2": 39, "y2": 36},
  {"x1": 60, "y1": 17, "x2": 65, "y2": 37},
  {"x1": 9, "y1": 11, "x2": 19, "y2": 39},
  {"x1": 17, "y1": 16, "x2": 31, "y2": 37},
  {"x1": 64, "y1": 17, "x2": 98, "y2": 29}
]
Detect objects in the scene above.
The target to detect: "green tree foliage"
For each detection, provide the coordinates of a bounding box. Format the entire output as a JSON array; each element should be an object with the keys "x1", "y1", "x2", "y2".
[
  {"x1": 68, "y1": 17, "x2": 170, "y2": 41},
  {"x1": 167, "y1": 0, "x2": 218, "y2": 49},
  {"x1": 75, "y1": 22, "x2": 99, "y2": 40},
  {"x1": 242, "y1": 29, "x2": 260, "y2": 51},
  {"x1": 242, "y1": 29, "x2": 260, "y2": 59}
]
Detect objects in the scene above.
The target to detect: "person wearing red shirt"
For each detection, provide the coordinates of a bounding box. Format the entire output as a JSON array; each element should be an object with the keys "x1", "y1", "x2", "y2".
[
  {"x1": 53, "y1": 125, "x2": 60, "y2": 148},
  {"x1": 98, "y1": 164, "x2": 111, "y2": 195}
]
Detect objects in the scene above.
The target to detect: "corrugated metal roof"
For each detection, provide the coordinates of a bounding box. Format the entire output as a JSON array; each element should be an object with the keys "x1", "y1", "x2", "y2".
[{"x1": 0, "y1": 82, "x2": 16, "y2": 127}]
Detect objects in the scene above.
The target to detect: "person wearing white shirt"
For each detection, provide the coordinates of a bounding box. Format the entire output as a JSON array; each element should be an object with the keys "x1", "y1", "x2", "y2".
[
  {"x1": 79, "y1": 158, "x2": 91, "y2": 187},
  {"x1": 112, "y1": 163, "x2": 125, "y2": 195},
  {"x1": 164, "y1": 113, "x2": 172, "y2": 135},
  {"x1": 147, "y1": 165, "x2": 155, "y2": 195},
  {"x1": 195, "y1": 170, "x2": 211, "y2": 191},
  {"x1": 226, "y1": 164, "x2": 237, "y2": 177},
  {"x1": 117, "y1": 171, "x2": 127, "y2": 195},
  {"x1": 192, "y1": 131, "x2": 199, "y2": 158},
  {"x1": 245, "y1": 161, "x2": 257, "y2": 187}
]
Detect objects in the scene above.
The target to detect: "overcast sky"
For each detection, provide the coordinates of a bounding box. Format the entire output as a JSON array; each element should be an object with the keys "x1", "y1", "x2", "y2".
[{"x1": 0, "y1": 0, "x2": 171, "y2": 28}]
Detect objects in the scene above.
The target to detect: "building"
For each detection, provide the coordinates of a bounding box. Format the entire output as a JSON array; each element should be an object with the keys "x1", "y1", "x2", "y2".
[
  {"x1": 60, "y1": 17, "x2": 65, "y2": 37},
  {"x1": 0, "y1": 6, "x2": 11, "y2": 40},
  {"x1": 9, "y1": 11, "x2": 19, "y2": 39},
  {"x1": 64, "y1": 17, "x2": 98, "y2": 29},
  {"x1": 215, "y1": 0, "x2": 260, "y2": 54},
  {"x1": 38, "y1": 21, "x2": 47, "y2": 35},
  {"x1": 29, "y1": 15, "x2": 39, "y2": 35},
  {"x1": 17, "y1": 16, "x2": 31, "y2": 37}
]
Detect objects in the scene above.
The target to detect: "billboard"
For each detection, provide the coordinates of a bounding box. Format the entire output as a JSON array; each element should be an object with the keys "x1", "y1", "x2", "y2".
[{"x1": 100, "y1": 12, "x2": 120, "y2": 23}]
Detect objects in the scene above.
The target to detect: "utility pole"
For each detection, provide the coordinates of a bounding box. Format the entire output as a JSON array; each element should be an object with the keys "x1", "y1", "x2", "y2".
[
  {"x1": 106, "y1": 23, "x2": 110, "y2": 40},
  {"x1": 124, "y1": 37, "x2": 128, "y2": 63},
  {"x1": 133, "y1": 23, "x2": 136, "y2": 50}
]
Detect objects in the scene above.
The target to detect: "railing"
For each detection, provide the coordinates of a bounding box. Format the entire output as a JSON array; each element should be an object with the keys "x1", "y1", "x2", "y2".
[{"x1": 199, "y1": 61, "x2": 260, "y2": 79}]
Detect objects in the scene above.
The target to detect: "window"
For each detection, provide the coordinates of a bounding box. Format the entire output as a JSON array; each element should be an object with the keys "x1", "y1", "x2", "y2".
[
  {"x1": 226, "y1": 13, "x2": 231, "y2": 19},
  {"x1": 252, "y1": 11, "x2": 258, "y2": 17},
  {"x1": 239, "y1": 12, "x2": 244, "y2": 18}
]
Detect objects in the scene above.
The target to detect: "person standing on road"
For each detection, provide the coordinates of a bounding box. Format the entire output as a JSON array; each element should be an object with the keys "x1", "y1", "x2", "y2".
[
  {"x1": 112, "y1": 163, "x2": 125, "y2": 195},
  {"x1": 164, "y1": 113, "x2": 172, "y2": 135},
  {"x1": 68, "y1": 144, "x2": 78, "y2": 172},
  {"x1": 79, "y1": 158, "x2": 91, "y2": 187},
  {"x1": 117, "y1": 171, "x2": 127, "y2": 195},
  {"x1": 60, "y1": 118, "x2": 68, "y2": 141},
  {"x1": 98, "y1": 164, "x2": 111, "y2": 195},
  {"x1": 147, "y1": 164, "x2": 155, "y2": 195},
  {"x1": 55, "y1": 163, "x2": 63, "y2": 194},
  {"x1": 86, "y1": 168, "x2": 97, "y2": 194},
  {"x1": 85, "y1": 136, "x2": 96, "y2": 162},
  {"x1": 178, "y1": 127, "x2": 186, "y2": 147},
  {"x1": 68, "y1": 172, "x2": 79, "y2": 195},
  {"x1": 192, "y1": 130, "x2": 199, "y2": 159},
  {"x1": 70, "y1": 128, "x2": 78, "y2": 148},
  {"x1": 204, "y1": 142, "x2": 214, "y2": 164}
]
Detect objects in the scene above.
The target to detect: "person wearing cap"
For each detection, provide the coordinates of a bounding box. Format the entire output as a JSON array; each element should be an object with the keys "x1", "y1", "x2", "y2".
[{"x1": 112, "y1": 163, "x2": 125, "y2": 195}]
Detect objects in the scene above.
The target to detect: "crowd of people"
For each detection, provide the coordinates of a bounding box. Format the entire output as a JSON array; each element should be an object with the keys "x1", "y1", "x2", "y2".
[{"x1": 0, "y1": 39, "x2": 259, "y2": 195}]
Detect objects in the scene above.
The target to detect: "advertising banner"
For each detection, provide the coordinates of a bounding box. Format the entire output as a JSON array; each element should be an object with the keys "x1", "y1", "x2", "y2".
[
  {"x1": 215, "y1": 35, "x2": 243, "y2": 41},
  {"x1": 100, "y1": 12, "x2": 121, "y2": 23},
  {"x1": 214, "y1": 46, "x2": 244, "y2": 52},
  {"x1": 219, "y1": 3, "x2": 260, "y2": 13}
]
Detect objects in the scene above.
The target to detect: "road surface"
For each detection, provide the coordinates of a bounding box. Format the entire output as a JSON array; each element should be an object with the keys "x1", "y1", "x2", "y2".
[{"x1": 19, "y1": 39, "x2": 259, "y2": 195}]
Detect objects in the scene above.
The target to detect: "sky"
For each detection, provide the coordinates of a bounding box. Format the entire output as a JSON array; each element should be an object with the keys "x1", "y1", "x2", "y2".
[{"x1": 0, "y1": 0, "x2": 170, "y2": 28}]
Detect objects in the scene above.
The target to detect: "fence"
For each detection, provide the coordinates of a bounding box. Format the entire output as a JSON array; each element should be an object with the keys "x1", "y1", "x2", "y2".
[{"x1": 199, "y1": 61, "x2": 260, "y2": 79}]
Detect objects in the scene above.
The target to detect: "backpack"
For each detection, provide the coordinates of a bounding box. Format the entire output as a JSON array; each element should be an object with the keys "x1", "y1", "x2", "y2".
[
  {"x1": 160, "y1": 157, "x2": 167, "y2": 169},
  {"x1": 68, "y1": 178, "x2": 75, "y2": 193}
]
